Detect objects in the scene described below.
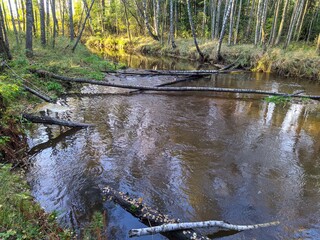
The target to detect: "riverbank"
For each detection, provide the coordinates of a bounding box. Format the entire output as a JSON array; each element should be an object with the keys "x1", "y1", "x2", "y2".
[
  {"x1": 0, "y1": 35, "x2": 113, "y2": 239},
  {"x1": 86, "y1": 36, "x2": 320, "y2": 81}
]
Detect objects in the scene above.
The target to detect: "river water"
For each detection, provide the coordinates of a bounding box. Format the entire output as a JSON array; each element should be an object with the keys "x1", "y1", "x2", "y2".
[{"x1": 27, "y1": 52, "x2": 320, "y2": 239}]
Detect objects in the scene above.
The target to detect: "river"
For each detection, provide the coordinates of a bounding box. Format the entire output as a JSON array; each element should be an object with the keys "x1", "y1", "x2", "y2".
[{"x1": 27, "y1": 52, "x2": 320, "y2": 239}]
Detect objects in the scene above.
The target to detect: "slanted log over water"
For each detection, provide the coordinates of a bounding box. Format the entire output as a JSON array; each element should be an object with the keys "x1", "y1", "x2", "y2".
[
  {"x1": 31, "y1": 69, "x2": 320, "y2": 100},
  {"x1": 23, "y1": 85, "x2": 55, "y2": 103},
  {"x1": 102, "y1": 186, "x2": 209, "y2": 240},
  {"x1": 22, "y1": 114, "x2": 93, "y2": 128},
  {"x1": 129, "y1": 220, "x2": 280, "y2": 238}
]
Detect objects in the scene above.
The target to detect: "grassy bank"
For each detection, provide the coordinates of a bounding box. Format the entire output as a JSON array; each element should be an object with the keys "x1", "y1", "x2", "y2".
[
  {"x1": 86, "y1": 36, "x2": 320, "y2": 81},
  {"x1": 0, "y1": 34, "x2": 114, "y2": 239}
]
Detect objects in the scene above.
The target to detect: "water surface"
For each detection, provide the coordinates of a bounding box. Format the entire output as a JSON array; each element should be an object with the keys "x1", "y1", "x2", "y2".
[{"x1": 28, "y1": 53, "x2": 320, "y2": 239}]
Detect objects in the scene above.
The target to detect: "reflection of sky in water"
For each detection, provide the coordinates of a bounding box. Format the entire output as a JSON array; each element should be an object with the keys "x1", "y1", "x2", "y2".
[{"x1": 27, "y1": 71, "x2": 320, "y2": 239}]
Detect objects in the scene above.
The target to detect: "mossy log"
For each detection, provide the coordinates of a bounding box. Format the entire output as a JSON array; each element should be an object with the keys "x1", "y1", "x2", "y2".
[
  {"x1": 102, "y1": 186, "x2": 210, "y2": 240},
  {"x1": 31, "y1": 69, "x2": 320, "y2": 100}
]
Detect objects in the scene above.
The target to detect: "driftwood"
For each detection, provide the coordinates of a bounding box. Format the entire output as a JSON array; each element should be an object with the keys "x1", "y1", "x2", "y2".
[
  {"x1": 22, "y1": 113, "x2": 93, "y2": 128},
  {"x1": 23, "y1": 85, "x2": 55, "y2": 103},
  {"x1": 31, "y1": 69, "x2": 320, "y2": 100},
  {"x1": 129, "y1": 220, "x2": 280, "y2": 238},
  {"x1": 102, "y1": 186, "x2": 209, "y2": 240}
]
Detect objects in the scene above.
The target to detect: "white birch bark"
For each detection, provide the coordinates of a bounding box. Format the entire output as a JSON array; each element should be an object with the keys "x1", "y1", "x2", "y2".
[{"x1": 129, "y1": 220, "x2": 280, "y2": 237}]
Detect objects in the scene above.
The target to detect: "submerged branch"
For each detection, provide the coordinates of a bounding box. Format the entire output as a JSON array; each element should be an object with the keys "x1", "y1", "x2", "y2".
[
  {"x1": 129, "y1": 220, "x2": 280, "y2": 238},
  {"x1": 22, "y1": 113, "x2": 93, "y2": 128},
  {"x1": 31, "y1": 69, "x2": 320, "y2": 100}
]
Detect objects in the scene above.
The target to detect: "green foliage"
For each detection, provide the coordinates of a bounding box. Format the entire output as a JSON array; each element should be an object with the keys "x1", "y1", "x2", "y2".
[
  {"x1": 0, "y1": 164, "x2": 73, "y2": 239},
  {"x1": 82, "y1": 211, "x2": 106, "y2": 240},
  {"x1": 46, "y1": 81, "x2": 63, "y2": 93},
  {"x1": 0, "y1": 136, "x2": 10, "y2": 146},
  {"x1": 264, "y1": 96, "x2": 291, "y2": 105}
]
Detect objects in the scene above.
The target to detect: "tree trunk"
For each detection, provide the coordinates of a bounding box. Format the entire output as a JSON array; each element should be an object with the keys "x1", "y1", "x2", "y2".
[
  {"x1": 275, "y1": 0, "x2": 289, "y2": 45},
  {"x1": 14, "y1": 0, "x2": 22, "y2": 34},
  {"x1": 39, "y1": 0, "x2": 46, "y2": 46},
  {"x1": 20, "y1": 0, "x2": 26, "y2": 31},
  {"x1": 202, "y1": 0, "x2": 207, "y2": 37},
  {"x1": 169, "y1": 0, "x2": 176, "y2": 48},
  {"x1": 0, "y1": 6, "x2": 11, "y2": 60},
  {"x1": 186, "y1": 0, "x2": 205, "y2": 60},
  {"x1": 306, "y1": 5, "x2": 319, "y2": 42},
  {"x1": 245, "y1": 0, "x2": 255, "y2": 41},
  {"x1": 260, "y1": 0, "x2": 269, "y2": 45},
  {"x1": 72, "y1": 0, "x2": 95, "y2": 52},
  {"x1": 26, "y1": 0, "x2": 33, "y2": 57},
  {"x1": 68, "y1": 0, "x2": 74, "y2": 41},
  {"x1": 122, "y1": 0, "x2": 132, "y2": 41},
  {"x1": 295, "y1": 0, "x2": 308, "y2": 41},
  {"x1": 233, "y1": 0, "x2": 242, "y2": 44},
  {"x1": 228, "y1": 0, "x2": 236, "y2": 45},
  {"x1": 22, "y1": 114, "x2": 93, "y2": 128},
  {"x1": 216, "y1": 0, "x2": 233, "y2": 60},
  {"x1": 153, "y1": 0, "x2": 160, "y2": 36},
  {"x1": 8, "y1": 0, "x2": 20, "y2": 45},
  {"x1": 46, "y1": 0, "x2": 50, "y2": 41},
  {"x1": 254, "y1": 0, "x2": 263, "y2": 45},
  {"x1": 129, "y1": 220, "x2": 280, "y2": 238},
  {"x1": 1, "y1": 2, "x2": 9, "y2": 35},
  {"x1": 285, "y1": 0, "x2": 302, "y2": 48},
  {"x1": 141, "y1": 0, "x2": 159, "y2": 41},
  {"x1": 269, "y1": 0, "x2": 280, "y2": 45},
  {"x1": 215, "y1": 0, "x2": 222, "y2": 39},
  {"x1": 210, "y1": 0, "x2": 216, "y2": 40},
  {"x1": 317, "y1": 34, "x2": 320, "y2": 55},
  {"x1": 51, "y1": 0, "x2": 57, "y2": 48}
]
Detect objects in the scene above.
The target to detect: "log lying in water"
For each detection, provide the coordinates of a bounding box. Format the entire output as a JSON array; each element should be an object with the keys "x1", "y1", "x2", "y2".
[
  {"x1": 22, "y1": 113, "x2": 93, "y2": 128},
  {"x1": 129, "y1": 220, "x2": 280, "y2": 238},
  {"x1": 23, "y1": 85, "x2": 55, "y2": 103},
  {"x1": 105, "y1": 68, "x2": 241, "y2": 76},
  {"x1": 31, "y1": 69, "x2": 320, "y2": 100},
  {"x1": 102, "y1": 186, "x2": 209, "y2": 240}
]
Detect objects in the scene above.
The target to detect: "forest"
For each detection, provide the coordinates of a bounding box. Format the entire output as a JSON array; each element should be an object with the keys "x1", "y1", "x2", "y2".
[{"x1": 0, "y1": 0, "x2": 320, "y2": 61}]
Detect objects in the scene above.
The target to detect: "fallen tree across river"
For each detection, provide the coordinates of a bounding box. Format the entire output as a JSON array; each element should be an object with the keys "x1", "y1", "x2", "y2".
[
  {"x1": 31, "y1": 69, "x2": 320, "y2": 100},
  {"x1": 22, "y1": 113, "x2": 93, "y2": 128}
]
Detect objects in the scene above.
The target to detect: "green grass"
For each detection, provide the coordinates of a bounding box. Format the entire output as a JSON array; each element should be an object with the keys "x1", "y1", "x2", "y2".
[
  {"x1": 264, "y1": 96, "x2": 291, "y2": 105},
  {"x1": 0, "y1": 164, "x2": 73, "y2": 239},
  {"x1": 87, "y1": 35, "x2": 320, "y2": 81}
]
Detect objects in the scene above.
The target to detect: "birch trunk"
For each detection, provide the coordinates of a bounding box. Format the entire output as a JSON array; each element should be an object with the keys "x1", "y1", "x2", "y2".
[
  {"x1": 20, "y1": 0, "x2": 25, "y2": 31},
  {"x1": 0, "y1": 5, "x2": 11, "y2": 60},
  {"x1": 216, "y1": 0, "x2": 233, "y2": 60},
  {"x1": 307, "y1": 5, "x2": 319, "y2": 42},
  {"x1": 215, "y1": 0, "x2": 222, "y2": 39},
  {"x1": 245, "y1": 0, "x2": 255, "y2": 41},
  {"x1": 285, "y1": 0, "x2": 302, "y2": 48},
  {"x1": 210, "y1": 0, "x2": 216, "y2": 40},
  {"x1": 269, "y1": 0, "x2": 280, "y2": 45},
  {"x1": 51, "y1": 0, "x2": 57, "y2": 48},
  {"x1": 14, "y1": 0, "x2": 22, "y2": 34},
  {"x1": 317, "y1": 34, "x2": 320, "y2": 55},
  {"x1": 72, "y1": 0, "x2": 95, "y2": 52},
  {"x1": 68, "y1": 0, "x2": 74, "y2": 41},
  {"x1": 26, "y1": 0, "x2": 33, "y2": 57},
  {"x1": 0, "y1": 4, "x2": 10, "y2": 52},
  {"x1": 275, "y1": 0, "x2": 289, "y2": 45},
  {"x1": 39, "y1": 0, "x2": 46, "y2": 45},
  {"x1": 122, "y1": 0, "x2": 132, "y2": 41},
  {"x1": 202, "y1": 0, "x2": 207, "y2": 37},
  {"x1": 295, "y1": 0, "x2": 308, "y2": 41},
  {"x1": 129, "y1": 220, "x2": 280, "y2": 238},
  {"x1": 8, "y1": 0, "x2": 19, "y2": 45},
  {"x1": 186, "y1": 0, "x2": 205, "y2": 60},
  {"x1": 254, "y1": 0, "x2": 263, "y2": 45},
  {"x1": 228, "y1": 0, "x2": 236, "y2": 45},
  {"x1": 169, "y1": 0, "x2": 176, "y2": 48},
  {"x1": 234, "y1": 0, "x2": 242, "y2": 44},
  {"x1": 142, "y1": 0, "x2": 159, "y2": 41},
  {"x1": 1, "y1": 3, "x2": 9, "y2": 35},
  {"x1": 260, "y1": 0, "x2": 269, "y2": 45}
]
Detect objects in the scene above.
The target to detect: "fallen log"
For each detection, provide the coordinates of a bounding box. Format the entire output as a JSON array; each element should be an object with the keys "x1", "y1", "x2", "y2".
[
  {"x1": 22, "y1": 113, "x2": 93, "y2": 128},
  {"x1": 129, "y1": 220, "x2": 280, "y2": 238},
  {"x1": 23, "y1": 85, "x2": 55, "y2": 103},
  {"x1": 105, "y1": 69, "x2": 235, "y2": 76},
  {"x1": 102, "y1": 186, "x2": 209, "y2": 240},
  {"x1": 31, "y1": 69, "x2": 320, "y2": 100}
]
